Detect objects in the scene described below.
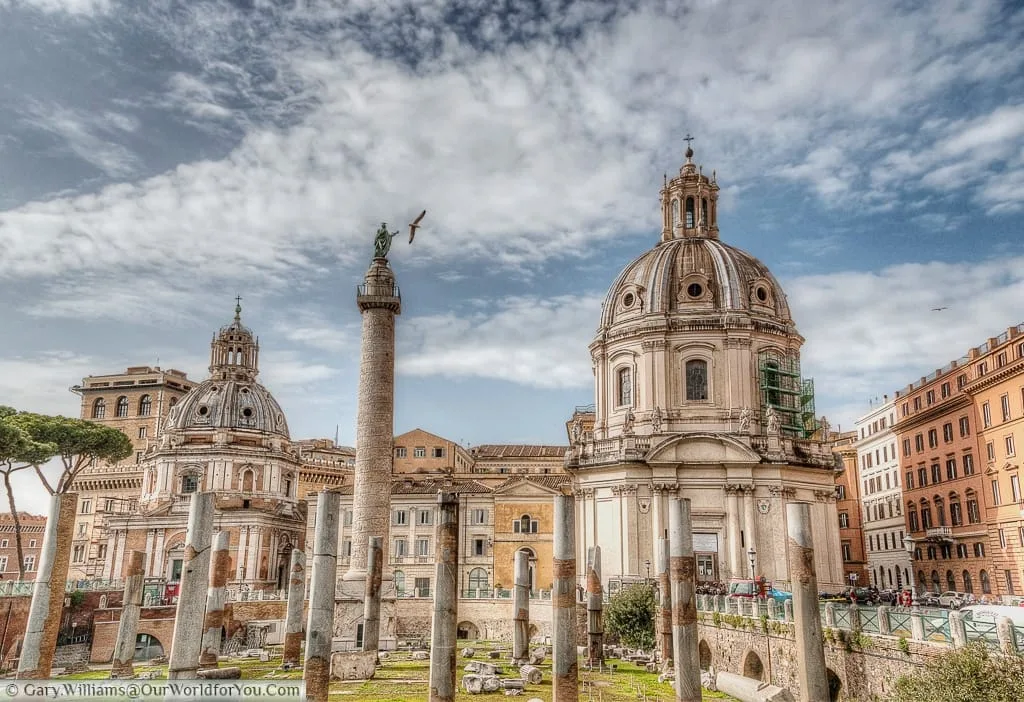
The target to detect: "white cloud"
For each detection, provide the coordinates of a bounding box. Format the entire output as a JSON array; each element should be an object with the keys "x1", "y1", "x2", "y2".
[
  {"x1": 21, "y1": 103, "x2": 139, "y2": 177},
  {"x1": 0, "y1": 0, "x2": 110, "y2": 15},
  {"x1": 398, "y1": 294, "x2": 601, "y2": 388},
  {"x1": 0, "y1": 352, "x2": 95, "y2": 416}
]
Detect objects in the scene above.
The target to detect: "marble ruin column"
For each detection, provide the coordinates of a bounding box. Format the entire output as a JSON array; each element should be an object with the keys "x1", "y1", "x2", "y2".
[
  {"x1": 657, "y1": 537, "x2": 673, "y2": 667},
  {"x1": 305, "y1": 491, "x2": 340, "y2": 702},
  {"x1": 586, "y1": 545, "x2": 604, "y2": 667},
  {"x1": 17, "y1": 493, "x2": 77, "y2": 679},
  {"x1": 787, "y1": 502, "x2": 829, "y2": 702},
  {"x1": 110, "y1": 551, "x2": 146, "y2": 678},
  {"x1": 168, "y1": 492, "x2": 215, "y2": 680},
  {"x1": 199, "y1": 532, "x2": 230, "y2": 668},
  {"x1": 282, "y1": 548, "x2": 307, "y2": 665},
  {"x1": 344, "y1": 256, "x2": 401, "y2": 584},
  {"x1": 552, "y1": 494, "x2": 578, "y2": 702},
  {"x1": 669, "y1": 497, "x2": 700, "y2": 702},
  {"x1": 362, "y1": 536, "x2": 383, "y2": 652},
  {"x1": 512, "y1": 549, "x2": 530, "y2": 665},
  {"x1": 429, "y1": 492, "x2": 459, "y2": 702}
]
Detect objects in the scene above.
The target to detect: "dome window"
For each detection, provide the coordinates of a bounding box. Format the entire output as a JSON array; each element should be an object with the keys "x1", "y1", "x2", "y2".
[
  {"x1": 617, "y1": 367, "x2": 633, "y2": 407},
  {"x1": 241, "y1": 387, "x2": 250, "y2": 394},
  {"x1": 672, "y1": 199, "x2": 680, "y2": 227},
  {"x1": 242, "y1": 408, "x2": 254, "y2": 418},
  {"x1": 755, "y1": 286, "x2": 769, "y2": 303},
  {"x1": 685, "y1": 359, "x2": 708, "y2": 401},
  {"x1": 622, "y1": 292, "x2": 635, "y2": 309},
  {"x1": 197, "y1": 405, "x2": 209, "y2": 417},
  {"x1": 685, "y1": 198, "x2": 695, "y2": 228},
  {"x1": 686, "y1": 282, "x2": 704, "y2": 299},
  {"x1": 701, "y1": 198, "x2": 708, "y2": 226}
]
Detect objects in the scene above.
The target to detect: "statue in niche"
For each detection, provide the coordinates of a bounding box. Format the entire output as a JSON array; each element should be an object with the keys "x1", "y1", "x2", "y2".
[
  {"x1": 818, "y1": 416, "x2": 831, "y2": 441},
  {"x1": 766, "y1": 407, "x2": 781, "y2": 435},
  {"x1": 650, "y1": 406, "x2": 663, "y2": 433},
  {"x1": 571, "y1": 419, "x2": 583, "y2": 443},
  {"x1": 622, "y1": 407, "x2": 635, "y2": 435},
  {"x1": 738, "y1": 407, "x2": 752, "y2": 433}
]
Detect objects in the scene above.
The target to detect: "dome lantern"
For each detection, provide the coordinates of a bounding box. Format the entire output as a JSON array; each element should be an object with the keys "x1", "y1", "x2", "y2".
[
  {"x1": 209, "y1": 297, "x2": 260, "y2": 382},
  {"x1": 659, "y1": 138, "x2": 720, "y2": 243}
]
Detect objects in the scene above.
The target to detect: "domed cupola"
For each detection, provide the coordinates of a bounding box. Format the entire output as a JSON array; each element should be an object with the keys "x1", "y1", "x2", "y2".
[
  {"x1": 162, "y1": 301, "x2": 290, "y2": 439},
  {"x1": 589, "y1": 144, "x2": 810, "y2": 441}
]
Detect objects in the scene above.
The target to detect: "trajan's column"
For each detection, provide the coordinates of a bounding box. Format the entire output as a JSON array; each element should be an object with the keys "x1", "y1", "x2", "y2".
[{"x1": 337, "y1": 222, "x2": 404, "y2": 647}]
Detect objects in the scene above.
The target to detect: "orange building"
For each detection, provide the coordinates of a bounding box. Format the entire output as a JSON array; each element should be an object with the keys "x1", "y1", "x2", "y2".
[
  {"x1": 0, "y1": 513, "x2": 46, "y2": 582},
  {"x1": 832, "y1": 431, "x2": 869, "y2": 587},
  {"x1": 962, "y1": 324, "x2": 1024, "y2": 599},
  {"x1": 895, "y1": 350, "x2": 992, "y2": 597}
]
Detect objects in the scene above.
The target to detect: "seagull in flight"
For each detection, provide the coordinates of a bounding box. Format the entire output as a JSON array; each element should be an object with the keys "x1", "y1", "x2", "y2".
[
  {"x1": 932, "y1": 307, "x2": 948, "y2": 311},
  {"x1": 408, "y1": 210, "x2": 427, "y2": 244}
]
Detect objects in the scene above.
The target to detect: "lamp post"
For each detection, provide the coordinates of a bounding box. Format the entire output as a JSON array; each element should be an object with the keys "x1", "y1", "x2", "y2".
[
  {"x1": 747, "y1": 547, "x2": 756, "y2": 582},
  {"x1": 644, "y1": 559, "x2": 651, "y2": 581}
]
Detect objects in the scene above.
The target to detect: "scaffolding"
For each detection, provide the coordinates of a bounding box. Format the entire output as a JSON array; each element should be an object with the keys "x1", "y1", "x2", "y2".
[{"x1": 757, "y1": 351, "x2": 818, "y2": 438}]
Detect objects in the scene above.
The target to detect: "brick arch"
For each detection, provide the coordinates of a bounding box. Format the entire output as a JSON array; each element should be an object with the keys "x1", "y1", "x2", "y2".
[
  {"x1": 698, "y1": 639, "x2": 712, "y2": 669},
  {"x1": 742, "y1": 650, "x2": 764, "y2": 681}
]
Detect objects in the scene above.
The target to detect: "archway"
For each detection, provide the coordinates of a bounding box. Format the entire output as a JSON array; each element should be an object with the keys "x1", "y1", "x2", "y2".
[
  {"x1": 698, "y1": 640, "x2": 712, "y2": 670},
  {"x1": 742, "y1": 650, "x2": 764, "y2": 682},
  {"x1": 826, "y1": 668, "x2": 842, "y2": 702},
  {"x1": 135, "y1": 633, "x2": 163, "y2": 661},
  {"x1": 456, "y1": 621, "x2": 479, "y2": 640}
]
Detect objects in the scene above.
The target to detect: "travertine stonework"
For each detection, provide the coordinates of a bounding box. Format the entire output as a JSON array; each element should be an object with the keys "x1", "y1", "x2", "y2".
[{"x1": 346, "y1": 258, "x2": 401, "y2": 580}]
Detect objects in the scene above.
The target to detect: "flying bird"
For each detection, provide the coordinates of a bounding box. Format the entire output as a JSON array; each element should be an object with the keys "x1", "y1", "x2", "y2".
[
  {"x1": 408, "y1": 209, "x2": 427, "y2": 243},
  {"x1": 932, "y1": 307, "x2": 948, "y2": 311}
]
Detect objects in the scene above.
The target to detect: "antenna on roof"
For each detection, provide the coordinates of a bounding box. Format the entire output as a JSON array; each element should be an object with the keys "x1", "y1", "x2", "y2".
[{"x1": 334, "y1": 424, "x2": 339, "y2": 447}]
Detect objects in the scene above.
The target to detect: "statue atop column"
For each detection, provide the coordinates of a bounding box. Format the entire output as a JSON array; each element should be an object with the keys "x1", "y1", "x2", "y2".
[{"x1": 373, "y1": 222, "x2": 399, "y2": 260}]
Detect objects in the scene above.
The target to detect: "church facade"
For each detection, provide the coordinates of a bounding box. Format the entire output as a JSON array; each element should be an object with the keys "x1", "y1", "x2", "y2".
[{"x1": 566, "y1": 147, "x2": 844, "y2": 592}]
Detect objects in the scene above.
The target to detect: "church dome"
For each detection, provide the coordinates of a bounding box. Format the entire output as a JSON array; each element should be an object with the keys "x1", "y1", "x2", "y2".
[
  {"x1": 599, "y1": 237, "x2": 793, "y2": 329},
  {"x1": 163, "y1": 378, "x2": 290, "y2": 438}
]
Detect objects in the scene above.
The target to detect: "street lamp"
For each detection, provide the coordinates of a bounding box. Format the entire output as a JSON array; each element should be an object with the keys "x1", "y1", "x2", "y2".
[
  {"x1": 645, "y1": 559, "x2": 651, "y2": 581},
  {"x1": 747, "y1": 547, "x2": 756, "y2": 581}
]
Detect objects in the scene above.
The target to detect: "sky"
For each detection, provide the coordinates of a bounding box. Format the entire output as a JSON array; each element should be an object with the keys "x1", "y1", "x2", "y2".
[{"x1": 2, "y1": 0, "x2": 1024, "y2": 513}]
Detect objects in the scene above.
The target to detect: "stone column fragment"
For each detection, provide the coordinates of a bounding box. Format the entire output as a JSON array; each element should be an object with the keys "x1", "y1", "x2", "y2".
[
  {"x1": 168, "y1": 492, "x2": 215, "y2": 680},
  {"x1": 305, "y1": 491, "x2": 340, "y2": 702},
  {"x1": 199, "y1": 531, "x2": 230, "y2": 667},
  {"x1": 585, "y1": 545, "x2": 604, "y2": 667},
  {"x1": 282, "y1": 548, "x2": 306, "y2": 665},
  {"x1": 657, "y1": 537, "x2": 673, "y2": 667},
  {"x1": 786, "y1": 502, "x2": 829, "y2": 702},
  {"x1": 111, "y1": 550, "x2": 146, "y2": 678},
  {"x1": 512, "y1": 549, "x2": 530, "y2": 665},
  {"x1": 552, "y1": 494, "x2": 578, "y2": 702},
  {"x1": 17, "y1": 493, "x2": 77, "y2": 680},
  {"x1": 362, "y1": 536, "x2": 383, "y2": 652},
  {"x1": 669, "y1": 498, "x2": 700, "y2": 702},
  {"x1": 429, "y1": 492, "x2": 459, "y2": 702}
]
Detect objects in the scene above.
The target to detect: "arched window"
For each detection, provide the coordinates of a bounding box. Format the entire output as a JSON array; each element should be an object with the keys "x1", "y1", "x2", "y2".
[
  {"x1": 918, "y1": 570, "x2": 926, "y2": 588},
  {"x1": 931, "y1": 570, "x2": 940, "y2": 589},
  {"x1": 907, "y1": 504, "x2": 919, "y2": 532},
  {"x1": 181, "y1": 474, "x2": 199, "y2": 494},
  {"x1": 934, "y1": 497, "x2": 946, "y2": 526},
  {"x1": 963, "y1": 570, "x2": 973, "y2": 593},
  {"x1": 672, "y1": 199, "x2": 680, "y2": 227},
  {"x1": 283, "y1": 473, "x2": 293, "y2": 498},
  {"x1": 920, "y1": 500, "x2": 932, "y2": 529},
  {"x1": 980, "y1": 569, "x2": 991, "y2": 594},
  {"x1": 515, "y1": 515, "x2": 538, "y2": 534},
  {"x1": 468, "y1": 567, "x2": 489, "y2": 592},
  {"x1": 764, "y1": 361, "x2": 781, "y2": 406},
  {"x1": 949, "y1": 494, "x2": 962, "y2": 526},
  {"x1": 701, "y1": 198, "x2": 708, "y2": 226},
  {"x1": 946, "y1": 570, "x2": 956, "y2": 591},
  {"x1": 92, "y1": 398, "x2": 106, "y2": 419},
  {"x1": 138, "y1": 394, "x2": 152, "y2": 417},
  {"x1": 617, "y1": 367, "x2": 633, "y2": 407},
  {"x1": 241, "y1": 469, "x2": 255, "y2": 493},
  {"x1": 685, "y1": 359, "x2": 708, "y2": 401},
  {"x1": 685, "y1": 197, "x2": 695, "y2": 228},
  {"x1": 394, "y1": 570, "x2": 406, "y2": 596},
  {"x1": 115, "y1": 396, "x2": 129, "y2": 418}
]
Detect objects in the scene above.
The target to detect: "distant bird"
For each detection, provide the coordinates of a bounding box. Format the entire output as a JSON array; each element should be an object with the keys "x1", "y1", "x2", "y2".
[
  {"x1": 932, "y1": 307, "x2": 948, "y2": 312},
  {"x1": 408, "y1": 209, "x2": 427, "y2": 243}
]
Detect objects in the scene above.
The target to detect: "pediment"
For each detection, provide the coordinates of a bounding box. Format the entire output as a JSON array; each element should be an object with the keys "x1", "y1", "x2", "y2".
[
  {"x1": 646, "y1": 433, "x2": 761, "y2": 465},
  {"x1": 493, "y1": 479, "x2": 563, "y2": 498}
]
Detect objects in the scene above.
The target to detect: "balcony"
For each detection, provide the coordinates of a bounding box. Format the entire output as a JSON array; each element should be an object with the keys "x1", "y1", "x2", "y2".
[{"x1": 926, "y1": 526, "x2": 953, "y2": 541}]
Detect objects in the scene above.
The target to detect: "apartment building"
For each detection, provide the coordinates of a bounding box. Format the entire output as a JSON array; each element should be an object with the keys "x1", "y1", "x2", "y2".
[
  {"x1": 854, "y1": 398, "x2": 911, "y2": 589},
  {"x1": 832, "y1": 431, "x2": 869, "y2": 586}
]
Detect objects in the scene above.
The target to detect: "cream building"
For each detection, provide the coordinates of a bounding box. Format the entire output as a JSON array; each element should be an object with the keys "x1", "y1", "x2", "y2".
[
  {"x1": 854, "y1": 398, "x2": 911, "y2": 589},
  {"x1": 566, "y1": 146, "x2": 844, "y2": 591}
]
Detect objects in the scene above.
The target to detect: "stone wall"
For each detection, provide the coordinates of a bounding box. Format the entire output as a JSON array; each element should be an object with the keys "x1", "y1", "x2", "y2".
[
  {"x1": 0, "y1": 596, "x2": 32, "y2": 667},
  {"x1": 393, "y1": 598, "x2": 554, "y2": 643},
  {"x1": 53, "y1": 643, "x2": 91, "y2": 669},
  {"x1": 91, "y1": 604, "x2": 178, "y2": 663},
  {"x1": 697, "y1": 612, "x2": 945, "y2": 702}
]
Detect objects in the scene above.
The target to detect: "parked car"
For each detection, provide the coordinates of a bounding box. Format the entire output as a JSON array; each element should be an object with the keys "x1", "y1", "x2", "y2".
[
  {"x1": 842, "y1": 586, "x2": 879, "y2": 605},
  {"x1": 937, "y1": 591, "x2": 968, "y2": 609},
  {"x1": 727, "y1": 580, "x2": 790, "y2": 602},
  {"x1": 819, "y1": 591, "x2": 847, "y2": 602},
  {"x1": 918, "y1": 591, "x2": 941, "y2": 607}
]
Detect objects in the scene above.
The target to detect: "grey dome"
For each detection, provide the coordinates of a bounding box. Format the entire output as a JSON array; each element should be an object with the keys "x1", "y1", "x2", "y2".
[{"x1": 164, "y1": 378, "x2": 289, "y2": 438}]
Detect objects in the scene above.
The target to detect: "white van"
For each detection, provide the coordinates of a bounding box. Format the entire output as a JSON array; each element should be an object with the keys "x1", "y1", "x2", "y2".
[{"x1": 959, "y1": 604, "x2": 1024, "y2": 627}]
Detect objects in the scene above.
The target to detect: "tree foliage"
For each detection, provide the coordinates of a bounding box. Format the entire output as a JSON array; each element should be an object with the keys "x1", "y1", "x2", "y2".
[
  {"x1": 893, "y1": 642, "x2": 1024, "y2": 702},
  {"x1": 0, "y1": 406, "x2": 60, "y2": 578},
  {"x1": 605, "y1": 582, "x2": 657, "y2": 651},
  {"x1": 11, "y1": 411, "x2": 132, "y2": 494}
]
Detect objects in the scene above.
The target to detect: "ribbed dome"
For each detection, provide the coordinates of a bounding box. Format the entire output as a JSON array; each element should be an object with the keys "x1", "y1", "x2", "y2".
[
  {"x1": 599, "y1": 237, "x2": 792, "y2": 329},
  {"x1": 163, "y1": 379, "x2": 290, "y2": 438}
]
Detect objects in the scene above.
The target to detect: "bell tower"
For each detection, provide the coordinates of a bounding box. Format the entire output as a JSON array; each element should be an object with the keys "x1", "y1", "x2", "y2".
[
  {"x1": 659, "y1": 138, "x2": 720, "y2": 242},
  {"x1": 209, "y1": 298, "x2": 260, "y2": 382}
]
